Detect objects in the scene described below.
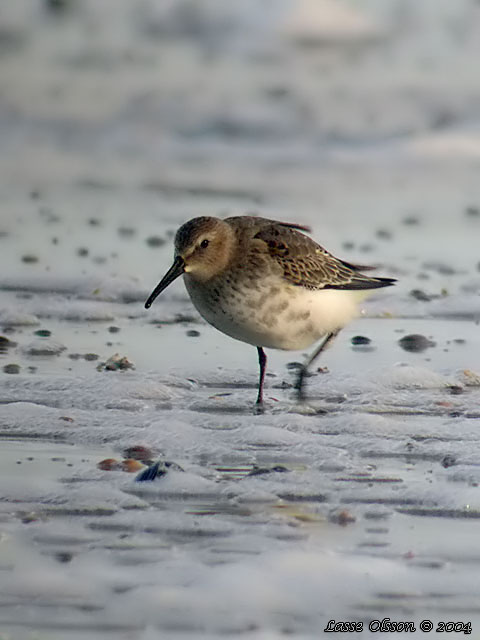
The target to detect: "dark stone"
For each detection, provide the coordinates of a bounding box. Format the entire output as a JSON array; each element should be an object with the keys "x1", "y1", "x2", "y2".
[
  {"x1": 398, "y1": 334, "x2": 435, "y2": 352},
  {"x1": 34, "y1": 329, "x2": 52, "y2": 337},
  {"x1": 410, "y1": 289, "x2": 434, "y2": 302},
  {"x1": 21, "y1": 254, "x2": 39, "y2": 264},
  {"x1": 441, "y1": 455, "x2": 456, "y2": 468},
  {"x1": 3, "y1": 364, "x2": 20, "y2": 374},
  {"x1": 465, "y1": 205, "x2": 480, "y2": 217},
  {"x1": 351, "y1": 335, "x2": 371, "y2": 345},
  {"x1": 146, "y1": 235, "x2": 166, "y2": 248}
]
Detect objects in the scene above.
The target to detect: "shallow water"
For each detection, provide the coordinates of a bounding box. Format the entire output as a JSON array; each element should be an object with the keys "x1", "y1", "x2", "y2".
[{"x1": 1, "y1": 1, "x2": 480, "y2": 638}]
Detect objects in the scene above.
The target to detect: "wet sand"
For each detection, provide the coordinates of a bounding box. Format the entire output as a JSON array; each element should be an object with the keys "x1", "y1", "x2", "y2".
[{"x1": 1, "y1": 1, "x2": 480, "y2": 638}]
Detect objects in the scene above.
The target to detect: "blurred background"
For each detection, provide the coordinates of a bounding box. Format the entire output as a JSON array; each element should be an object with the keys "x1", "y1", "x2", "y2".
[
  {"x1": 2, "y1": 3, "x2": 480, "y2": 638},
  {"x1": 2, "y1": 0, "x2": 480, "y2": 285}
]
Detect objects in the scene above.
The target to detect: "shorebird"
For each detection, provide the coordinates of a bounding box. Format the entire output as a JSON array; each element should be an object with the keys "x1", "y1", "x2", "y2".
[{"x1": 145, "y1": 216, "x2": 395, "y2": 405}]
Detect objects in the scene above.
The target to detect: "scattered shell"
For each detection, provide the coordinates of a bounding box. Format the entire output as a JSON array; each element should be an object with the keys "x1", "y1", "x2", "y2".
[
  {"x1": 135, "y1": 460, "x2": 184, "y2": 482},
  {"x1": 122, "y1": 445, "x2": 155, "y2": 463},
  {"x1": 97, "y1": 458, "x2": 121, "y2": 471},
  {"x1": 121, "y1": 459, "x2": 145, "y2": 473},
  {"x1": 329, "y1": 508, "x2": 356, "y2": 526},
  {"x1": 97, "y1": 353, "x2": 135, "y2": 371},
  {"x1": 462, "y1": 369, "x2": 480, "y2": 387}
]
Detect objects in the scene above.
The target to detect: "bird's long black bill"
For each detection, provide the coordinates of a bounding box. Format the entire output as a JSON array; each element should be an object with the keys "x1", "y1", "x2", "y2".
[{"x1": 144, "y1": 256, "x2": 185, "y2": 309}]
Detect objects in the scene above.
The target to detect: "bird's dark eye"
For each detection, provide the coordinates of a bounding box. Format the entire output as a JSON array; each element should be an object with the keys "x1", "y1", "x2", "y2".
[{"x1": 200, "y1": 239, "x2": 209, "y2": 249}]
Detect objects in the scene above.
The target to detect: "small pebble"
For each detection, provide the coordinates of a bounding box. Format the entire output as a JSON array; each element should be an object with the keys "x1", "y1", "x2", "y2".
[
  {"x1": 359, "y1": 243, "x2": 374, "y2": 253},
  {"x1": 186, "y1": 329, "x2": 200, "y2": 337},
  {"x1": 118, "y1": 227, "x2": 136, "y2": 238},
  {"x1": 287, "y1": 361, "x2": 302, "y2": 371},
  {"x1": 34, "y1": 329, "x2": 52, "y2": 337},
  {"x1": 145, "y1": 235, "x2": 166, "y2": 248},
  {"x1": 329, "y1": 508, "x2": 356, "y2": 526},
  {"x1": 108, "y1": 326, "x2": 121, "y2": 333},
  {"x1": 21, "y1": 254, "x2": 39, "y2": 264},
  {"x1": 410, "y1": 289, "x2": 434, "y2": 302},
  {"x1": 88, "y1": 217, "x2": 101, "y2": 226},
  {"x1": 3, "y1": 364, "x2": 20, "y2": 374},
  {"x1": 402, "y1": 215, "x2": 420, "y2": 226},
  {"x1": 465, "y1": 205, "x2": 480, "y2": 217},
  {"x1": 77, "y1": 247, "x2": 89, "y2": 257},
  {"x1": 447, "y1": 385, "x2": 463, "y2": 395},
  {"x1": 398, "y1": 334, "x2": 436, "y2": 353},
  {"x1": 375, "y1": 229, "x2": 392, "y2": 240},
  {"x1": 123, "y1": 445, "x2": 155, "y2": 463},
  {"x1": 68, "y1": 353, "x2": 82, "y2": 360},
  {"x1": 84, "y1": 353, "x2": 99, "y2": 361},
  {"x1": 351, "y1": 335, "x2": 371, "y2": 345},
  {"x1": 55, "y1": 552, "x2": 73, "y2": 563},
  {"x1": 441, "y1": 455, "x2": 456, "y2": 468}
]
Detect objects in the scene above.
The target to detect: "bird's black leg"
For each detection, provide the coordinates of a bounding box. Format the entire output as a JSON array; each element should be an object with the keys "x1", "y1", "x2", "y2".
[
  {"x1": 295, "y1": 330, "x2": 339, "y2": 401},
  {"x1": 256, "y1": 347, "x2": 267, "y2": 405}
]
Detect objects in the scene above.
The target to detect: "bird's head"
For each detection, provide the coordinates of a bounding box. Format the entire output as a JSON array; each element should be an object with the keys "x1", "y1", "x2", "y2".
[{"x1": 144, "y1": 216, "x2": 234, "y2": 309}]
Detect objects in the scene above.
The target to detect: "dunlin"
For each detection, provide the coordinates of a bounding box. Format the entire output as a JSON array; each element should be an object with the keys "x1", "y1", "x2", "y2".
[{"x1": 145, "y1": 216, "x2": 395, "y2": 405}]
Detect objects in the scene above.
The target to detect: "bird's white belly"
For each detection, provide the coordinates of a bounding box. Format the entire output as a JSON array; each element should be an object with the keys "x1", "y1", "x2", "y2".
[{"x1": 185, "y1": 276, "x2": 364, "y2": 351}]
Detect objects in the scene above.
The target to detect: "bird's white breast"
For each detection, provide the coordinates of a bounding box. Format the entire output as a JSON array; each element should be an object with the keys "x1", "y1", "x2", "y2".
[{"x1": 185, "y1": 274, "x2": 365, "y2": 351}]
